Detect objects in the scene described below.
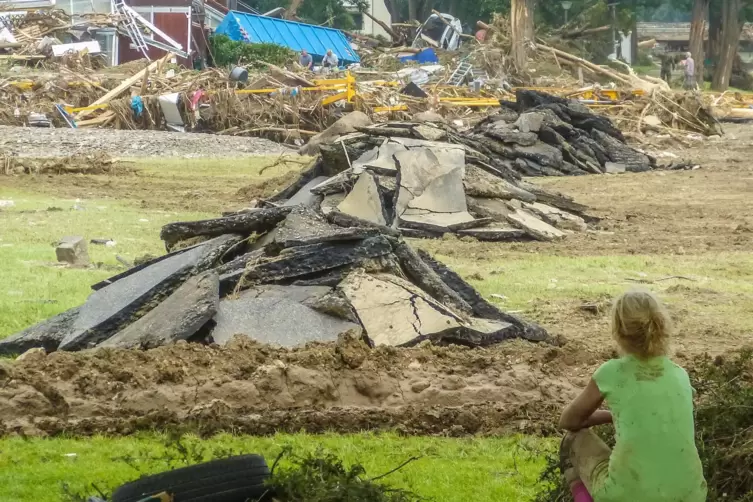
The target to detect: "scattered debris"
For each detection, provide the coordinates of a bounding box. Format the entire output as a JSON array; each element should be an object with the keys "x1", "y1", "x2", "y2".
[{"x1": 56, "y1": 236, "x2": 90, "y2": 267}]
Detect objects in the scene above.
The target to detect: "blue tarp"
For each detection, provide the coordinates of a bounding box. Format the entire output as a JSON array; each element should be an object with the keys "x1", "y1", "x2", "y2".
[
  {"x1": 215, "y1": 11, "x2": 360, "y2": 66},
  {"x1": 398, "y1": 48, "x2": 438, "y2": 64}
]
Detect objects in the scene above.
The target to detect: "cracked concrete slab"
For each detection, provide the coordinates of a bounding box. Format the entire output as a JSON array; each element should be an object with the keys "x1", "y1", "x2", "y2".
[
  {"x1": 352, "y1": 141, "x2": 405, "y2": 175},
  {"x1": 522, "y1": 202, "x2": 587, "y2": 232},
  {"x1": 407, "y1": 167, "x2": 467, "y2": 213},
  {"x1": 337, "y1": 171, "x2": 387, "y2": 225},
  {"x1": 506, "y1": 208, "x2": 566, "y2": 241},
  {"x1": 339, "y1": 271, "x2": 461, "y2": 346}
]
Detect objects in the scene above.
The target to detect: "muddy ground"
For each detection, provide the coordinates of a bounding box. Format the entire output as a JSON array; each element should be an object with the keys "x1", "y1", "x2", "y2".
[{"x1": 0, "y1": 124, "x2": 751, "y2": 438}]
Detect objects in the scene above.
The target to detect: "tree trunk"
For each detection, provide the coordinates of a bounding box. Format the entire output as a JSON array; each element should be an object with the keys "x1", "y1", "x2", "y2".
[
  {"x1": 708, "y1": 2, "x2": 722, "y2": 64},
  {"x1": 285, "y1": 0, "x2": 304, "y2": 19},
  {"x1": 630, "y1": 0, "x2": 638, "y2": 65},
  {"x1": 689, "y1": 0, "x2": 710, "y2": 85},
  {"x1": 511, "y1": 0, "x2": 535, "y2": 71},
  {"x1": 408, "y1": 0, "x2": 418, "y2": 21},
  {"x1": 711, "y1": 0, "x2": 743, "y2": 91}
]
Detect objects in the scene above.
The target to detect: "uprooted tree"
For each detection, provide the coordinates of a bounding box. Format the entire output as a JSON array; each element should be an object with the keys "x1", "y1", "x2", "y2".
[{"x1": 711, "y1": 0, "x2": 745, "y2": 91}]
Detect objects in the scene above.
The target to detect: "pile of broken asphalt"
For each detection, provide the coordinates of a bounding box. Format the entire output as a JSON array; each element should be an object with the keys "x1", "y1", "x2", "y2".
[
  {"x1": 0, "y1": 89, "x2": 649, "y2": 355},
  {"x1": 0, "y1": 204, "x2": 551, "y2": 354}
]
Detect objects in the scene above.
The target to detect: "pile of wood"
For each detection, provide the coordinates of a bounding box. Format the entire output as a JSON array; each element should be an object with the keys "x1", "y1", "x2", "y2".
[{"x1": 0, "y1": 207, "x2": 551, "y2": 355}]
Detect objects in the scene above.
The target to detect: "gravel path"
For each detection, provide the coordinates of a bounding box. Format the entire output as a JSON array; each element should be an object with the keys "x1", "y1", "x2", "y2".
[{"x1": 0, "y1": 126, "x2": 295, "y2": 158}]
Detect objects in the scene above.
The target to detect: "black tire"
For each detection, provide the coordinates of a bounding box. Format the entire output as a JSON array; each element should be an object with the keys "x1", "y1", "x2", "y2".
[{"x1": 111, "y1": 454, "x2": 271, "y2": 502}]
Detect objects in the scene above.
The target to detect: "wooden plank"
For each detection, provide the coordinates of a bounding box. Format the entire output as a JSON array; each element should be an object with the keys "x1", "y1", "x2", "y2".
[{"x1": 75, "y1": 54, "x2": 172, "y2": 120}]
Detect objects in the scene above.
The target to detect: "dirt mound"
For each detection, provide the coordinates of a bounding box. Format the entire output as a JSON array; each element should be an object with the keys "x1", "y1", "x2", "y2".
[
  {"x1": 1, "y1": 152, "x2": 132, "y2": 176},
  {"x1": 0, "y1": 338, "x2": 604, "y2": 437}
]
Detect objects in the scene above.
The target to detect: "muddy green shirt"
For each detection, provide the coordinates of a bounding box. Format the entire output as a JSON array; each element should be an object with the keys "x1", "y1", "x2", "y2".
[{"x1": 592, "y1": 356, "x2": 707, "y2": 502}]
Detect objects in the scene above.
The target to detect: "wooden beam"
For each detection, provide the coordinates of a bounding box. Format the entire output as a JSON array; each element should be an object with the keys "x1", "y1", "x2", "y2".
[{"x1": 75, "y1": 54, "x2": 171, "y2": 120}]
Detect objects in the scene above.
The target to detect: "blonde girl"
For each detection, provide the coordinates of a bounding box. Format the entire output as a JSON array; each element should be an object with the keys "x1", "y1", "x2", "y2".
[{"x1": 558, "y1": 290, "x2": 706, "y2": 502}]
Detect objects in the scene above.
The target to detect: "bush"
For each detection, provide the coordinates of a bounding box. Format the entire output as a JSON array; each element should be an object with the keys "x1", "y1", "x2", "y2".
[
  {"x1": 210, "y1": 34, "x2": 294, "y2": 69},
  {"x1": 533, "y1": 351, "x2": 753, "y2": 502},
  {"x1": 267, "y1": 448, "x2": 422, "y2": 502}
]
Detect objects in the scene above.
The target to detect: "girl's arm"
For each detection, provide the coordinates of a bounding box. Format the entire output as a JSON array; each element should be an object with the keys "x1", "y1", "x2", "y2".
[{"x1": 559, "y1": 378, "x2": 611, "y2": 431}]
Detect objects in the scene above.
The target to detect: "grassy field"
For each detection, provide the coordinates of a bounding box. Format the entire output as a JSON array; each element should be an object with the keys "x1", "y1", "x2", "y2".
[
  {"x1": 0, "y1": 433, "x2": 552, "y2": 502},
  {"x1": 1, "y1": 154, "x2": 751, "y2": 500}
]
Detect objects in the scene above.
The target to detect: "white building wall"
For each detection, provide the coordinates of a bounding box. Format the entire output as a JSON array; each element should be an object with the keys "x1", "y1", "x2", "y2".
[{"x1": 352, "y1": 0, "x2": 391, "y2": 39}]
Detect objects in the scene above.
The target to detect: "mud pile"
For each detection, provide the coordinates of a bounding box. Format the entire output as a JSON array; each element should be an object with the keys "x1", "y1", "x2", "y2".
[{"x1": 0, "y1": 338, "x2": 593, "y2": 437}]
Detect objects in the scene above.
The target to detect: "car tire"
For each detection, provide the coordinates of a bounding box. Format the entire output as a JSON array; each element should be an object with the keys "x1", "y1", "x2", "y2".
[{"x1": 111, "y1": 454, "x2": 270, "y2": 502}]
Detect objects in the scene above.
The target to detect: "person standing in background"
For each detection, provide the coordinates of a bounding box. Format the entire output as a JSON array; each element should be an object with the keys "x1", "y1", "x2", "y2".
[{"x1": 681, "y1": 52, "x2": 696, "y2": 90}]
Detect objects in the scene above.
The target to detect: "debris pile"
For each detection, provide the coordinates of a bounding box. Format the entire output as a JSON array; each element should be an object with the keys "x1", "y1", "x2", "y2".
[
  {"x1": 276, "y1": 109, "x2": 593, "y2": 241},
  {"x1": 0, "y1": 207, "x2": 550, "y2": 355}
]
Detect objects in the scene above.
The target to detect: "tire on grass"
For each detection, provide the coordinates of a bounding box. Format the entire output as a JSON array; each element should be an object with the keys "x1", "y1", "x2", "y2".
[{"x1": 111, "y1": 454, "x2": 270, "y2": 502}]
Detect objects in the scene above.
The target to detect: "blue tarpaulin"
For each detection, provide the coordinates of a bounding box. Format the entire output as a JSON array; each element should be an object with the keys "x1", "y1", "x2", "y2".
[{"x1": 215, "y1": 12, "x2": 360, "y2": 66}]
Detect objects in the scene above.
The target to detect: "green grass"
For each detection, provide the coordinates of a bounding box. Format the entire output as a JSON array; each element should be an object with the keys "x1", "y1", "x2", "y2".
[
  {"x1": 0, "y1": 433, "x2": 552, "y2": 502},
  {"x1": 418, "y1": 241, "x2": 753, "y2": 325},
  {"x1": 0, "y1": 189, "x2": 213, "y2": 339}
]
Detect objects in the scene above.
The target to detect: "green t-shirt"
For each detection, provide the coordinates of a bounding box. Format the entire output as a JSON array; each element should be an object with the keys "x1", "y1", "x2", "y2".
[{"x1": 592, "y1": 356, "x2": 707, "y2": 502}]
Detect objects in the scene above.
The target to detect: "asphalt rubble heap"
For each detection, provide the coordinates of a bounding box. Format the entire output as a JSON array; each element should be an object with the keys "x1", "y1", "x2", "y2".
[{"x1": 0, "y1": 205, "x2": 551, "y2": 354}]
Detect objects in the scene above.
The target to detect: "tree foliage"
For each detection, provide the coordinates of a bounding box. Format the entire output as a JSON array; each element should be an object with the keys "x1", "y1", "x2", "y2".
[{"x1": 209, "y1": 34, "x2": 294, "y2": 68}]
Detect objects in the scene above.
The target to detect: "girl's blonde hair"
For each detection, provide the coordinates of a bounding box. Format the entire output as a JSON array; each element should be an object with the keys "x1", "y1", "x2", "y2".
[{"x1": 611, "y1": 290, "x2": 671, "y2": 358}]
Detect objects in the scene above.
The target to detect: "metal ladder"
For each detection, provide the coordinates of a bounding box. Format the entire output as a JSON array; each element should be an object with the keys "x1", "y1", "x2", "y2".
[
  {"x1": 113, "y1": 0, "x2": 150, "y2": 60},
  {"x1": 447, "y1": 61, "x2": 473, "y2": 86}
]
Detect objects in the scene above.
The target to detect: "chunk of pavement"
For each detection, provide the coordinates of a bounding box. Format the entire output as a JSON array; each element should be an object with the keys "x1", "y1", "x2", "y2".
[
  {"x1": 210, "y1": 290, "x2": 359, "y2": 347},
  {"x1": 299, "y1": 111, "x2": 372, "y2": 156},
  {"x1": 523, "y1": 202, "x2": 587, "y2": 232},
  {"x1": 413, "y1": 124, "x2": 447, "y2": 142},
  {"x1": 283, "y1": 176, "x2": 329, "y2": 207},
  {"x1": 434, "y1": 317, "x2": 552, "y2": 347},
  {"x1": 414, "y1": 110, "x2": 447, "y2": 124},
  {"x1": 310, "y1": 169, "x2": 355, "y2": 196},
  {"x1": 320, "y1": 193, "x2": 346, "y2": 215},
  {"x1": 99, "y1": 272, "x2": 219, "y2": 349},
  {"x1": 352, "y1": 142, "x2": 405, "y2": 175},
  {"x1": 91, "y1": 236, "x2": 219, "y2": 291},
  {"x1": 302, "y1": 290, "x2": 359, "y2": 322},
  {"x1": 514, "y1": 112, "x2": 546, "y2": 133},
  {"x1": 393, "y1": 148, "x2": 466, "y2": 225},
  {"x1": 400, "y1": 211, "x2": 477, "y2": 233},
  {"x1": 457, "y1": 226, "x2": 528, "y2": 242},
  {"x1": 56, "y1": 236, "x2": 90, "y2": 267},
  {"x1": 463, "y1": 165, "x2": 536, "y2": 201},
  {"x1": 59, "y1": 244, "x2": 208, "y2": 351},
  {"x1": 506, "y1": 208, "x2": 566, "y2": 241},
  {"x1": 604, "y1": 162, "x2": 627, "y2": 174},
  {"x1": 337, "y1": 171, "x2": 387, "y2": 225},
  {"x1": 325, "y1": 210, "x2": 401, "y2": 238},
  {"x1": 466, "y1": 196, "x2": 511, "y2": 221},
  {"x1": 512, "y1": 142, "x2": 564, "y2": 169},
  {"x1": 415, "y1": 249, "x2": 550, "y2": 342},
  {"x1": 407, "y1": 167, "x2": 467, "y2": 213},
  {"x1": 592, "y1": 129, "x2": 652, "y2": 172},
  {"x1": 236, "y1": 284, "x2": 332, "y2": 304},
  {"x1": 486, "y1": 129, "x2": 538, "y2": 146},
  {"x1": 275, "y1": 206, "x2": 378, "y2": 248},
  {"x1": 219, "y1": 236, "x2": 393, "y2": 292},
  {"x1": 193, "y1": 234, "x2": 246, "y2": 272},
  {"x1": 339, "y1": 271, "x2": 462, "y2": 347},
  {"x1": 0, "y1": 306, "x2": 81, "y2": 355},
  {"x1": 392, "y1": 241, "x2": 472, "y2": 316},
  {"x1": 160, "y1": 206, "x2": 292, "y2": 249}
]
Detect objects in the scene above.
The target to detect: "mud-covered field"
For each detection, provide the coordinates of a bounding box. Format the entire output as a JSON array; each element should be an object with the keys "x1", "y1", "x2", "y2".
[{"x1": 1, "y1": 124, "x2": 751, "y2": 438}]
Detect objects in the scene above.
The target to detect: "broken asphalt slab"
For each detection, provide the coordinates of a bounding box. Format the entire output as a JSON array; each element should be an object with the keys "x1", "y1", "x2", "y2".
[
  {"x1": 99, "y1": 272, "x2": 219, "y2": 349},
  {"x1": 211, "y1": 287, "x2": 360, "y2": 347},
  {"x1": 0, "y1": 306, "x2": 81, "y2": 355}
]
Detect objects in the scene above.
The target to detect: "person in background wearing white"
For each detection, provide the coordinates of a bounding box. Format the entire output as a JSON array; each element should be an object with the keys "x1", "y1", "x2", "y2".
[
  {"x1": 322, "y1": 49, "x2": 339, "y2": 73},
  {"x1": 681, "y1": 52, "x2": 696, "y2": 90}
]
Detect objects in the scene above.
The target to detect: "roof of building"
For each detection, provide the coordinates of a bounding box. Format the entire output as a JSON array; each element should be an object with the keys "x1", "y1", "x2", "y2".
[
  {"x1": 637, "y1": 21, "x2": 753, "y2": 42},
  {"x1": 215, "y1": 11, "x2": 360, "y2": 65}
]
